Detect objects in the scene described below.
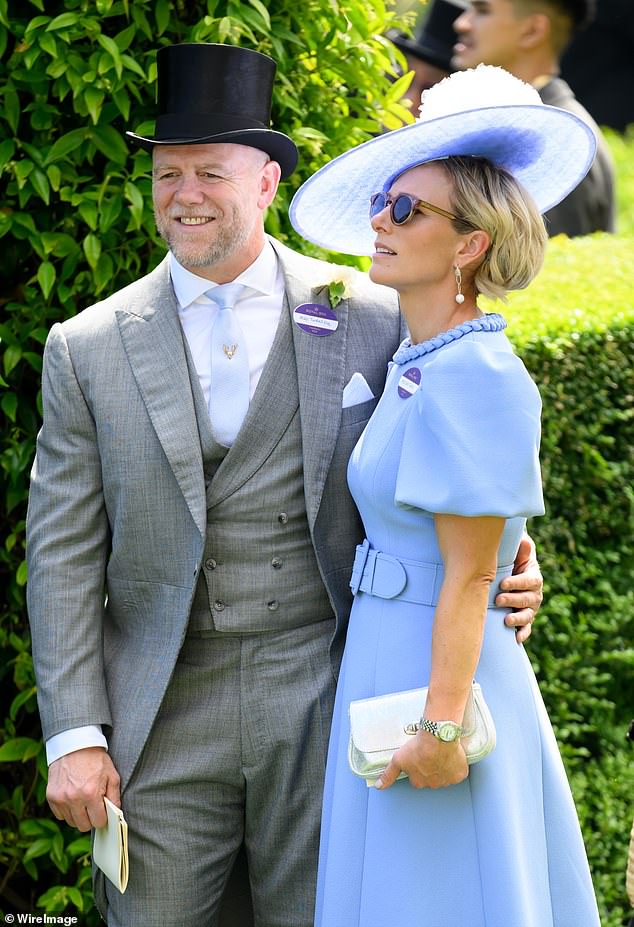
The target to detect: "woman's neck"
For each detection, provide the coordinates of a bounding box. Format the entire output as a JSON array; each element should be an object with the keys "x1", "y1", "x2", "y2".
[{"x1": 399, "y1": 290, "x2": 483, "y2": 345}]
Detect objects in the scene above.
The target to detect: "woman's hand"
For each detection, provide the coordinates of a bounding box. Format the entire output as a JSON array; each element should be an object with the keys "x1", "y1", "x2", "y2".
[{"x1": 375, "y1": 731, "x2": 468, "y2": 791}]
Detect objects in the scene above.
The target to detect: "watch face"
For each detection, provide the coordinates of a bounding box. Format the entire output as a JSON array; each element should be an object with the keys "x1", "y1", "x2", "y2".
[{"x1": 437, "y1": 721, "x2": 462, "y2": 742}]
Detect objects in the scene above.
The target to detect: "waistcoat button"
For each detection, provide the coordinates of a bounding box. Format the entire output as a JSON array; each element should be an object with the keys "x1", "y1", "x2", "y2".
[
  {"x1": 267, "y1": 600, "x2": 279, "y2": 611},
  {"x1": 214, "y1": 600, "x2": 225, "y2": 611},
  {"x1": 271, "y1": 557, "x2": 283, "y2": 569},
  {"x1": 205, "y1": 558, "x2": 217, "y2": 571},
  {"x1": 278, "y1": 512, "x2": 289, "y2": 525}
]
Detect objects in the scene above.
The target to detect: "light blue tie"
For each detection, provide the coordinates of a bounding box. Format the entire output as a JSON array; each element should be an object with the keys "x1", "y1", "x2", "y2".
[{"x1": 207, "y1": 283, "x2": 249, "y2": 446}]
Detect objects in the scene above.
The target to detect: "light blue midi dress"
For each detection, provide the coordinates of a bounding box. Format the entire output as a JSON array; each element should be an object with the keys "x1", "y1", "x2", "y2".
[{"x1": 315, "y1": 315, "x2": 601, "y2": 927}]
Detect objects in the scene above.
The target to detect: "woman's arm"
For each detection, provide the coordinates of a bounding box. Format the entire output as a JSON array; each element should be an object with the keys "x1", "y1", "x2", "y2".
[{"x1": 376, "y1": 513, "x2": 504, "y2": 791}]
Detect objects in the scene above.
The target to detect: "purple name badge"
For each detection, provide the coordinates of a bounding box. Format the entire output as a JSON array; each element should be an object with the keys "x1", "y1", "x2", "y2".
[
  {"x1": 397, "y1": 367, "x2": 421, "y2": 399},
  {"x1": 293, "y1": 303, "x2": 339, "y2": 336}
]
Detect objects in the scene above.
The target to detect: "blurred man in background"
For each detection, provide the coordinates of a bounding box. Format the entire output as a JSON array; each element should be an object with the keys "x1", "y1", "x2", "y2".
[{"x1": 452, "y1": 0, "x2": 616, "y2": 236}]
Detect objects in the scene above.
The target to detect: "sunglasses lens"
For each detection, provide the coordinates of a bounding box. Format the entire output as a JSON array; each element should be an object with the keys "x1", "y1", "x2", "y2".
[
  {"x1": 391, "y1": 194, "x2": 414, "y2": 225},
  {"x1": 369, "y1": 193, "x2": 388, "y2": 217}
]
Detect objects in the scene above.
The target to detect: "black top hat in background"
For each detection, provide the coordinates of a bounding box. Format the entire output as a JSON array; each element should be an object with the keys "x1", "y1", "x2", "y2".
[
  {"x1": 126, "y1": 44, "x2": 298, "y2": 178},
  {"x1": 390, "y1": 0, "x2": 468, "y2": 72}
]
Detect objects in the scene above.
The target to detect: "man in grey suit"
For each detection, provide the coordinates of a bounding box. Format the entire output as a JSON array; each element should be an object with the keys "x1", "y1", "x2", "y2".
[
  {"x1": 452, "y1": 0, "x2": 616, "y2": 237},
  {"x1": 26, "y1": 43, "x2": 543, "y2": 927}
]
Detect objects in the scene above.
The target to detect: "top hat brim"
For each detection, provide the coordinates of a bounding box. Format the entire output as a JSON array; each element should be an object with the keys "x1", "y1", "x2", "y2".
[
  {"x1": 126, "y1": 127, "x2": 299, "y2": 180},
  {"x1": 290, "y1": 104, "x2": 596, "y2": 256},
  {"x1": 390, "y1": 33, "x2": 454, "y2": 72}
]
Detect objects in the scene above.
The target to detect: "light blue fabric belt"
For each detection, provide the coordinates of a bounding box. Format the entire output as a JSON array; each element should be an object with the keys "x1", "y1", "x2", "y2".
[{"x1": 350, "y1": 539, "x2": 513, "y2": 608}]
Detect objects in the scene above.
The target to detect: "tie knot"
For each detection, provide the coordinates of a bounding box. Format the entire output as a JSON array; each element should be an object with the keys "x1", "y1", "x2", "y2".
[{"x1": 206, "y1": 283, "x2": 246, "y2": 311}]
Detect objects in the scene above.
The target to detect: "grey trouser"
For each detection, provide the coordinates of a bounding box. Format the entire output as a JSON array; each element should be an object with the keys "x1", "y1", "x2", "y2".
[{"x1": 103, "y1": 620, "x2": 336, "y2": 927}]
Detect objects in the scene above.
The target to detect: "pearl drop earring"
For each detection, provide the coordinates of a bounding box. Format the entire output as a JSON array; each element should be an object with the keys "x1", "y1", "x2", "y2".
[{"x1": 454, "y1": 265, "x2": 465, "y2": 304}]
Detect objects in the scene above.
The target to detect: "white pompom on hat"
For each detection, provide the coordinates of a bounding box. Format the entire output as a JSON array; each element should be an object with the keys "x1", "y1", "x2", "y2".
[{"x1": 290, "y1": 65, "x2": 596, "y2": 255}]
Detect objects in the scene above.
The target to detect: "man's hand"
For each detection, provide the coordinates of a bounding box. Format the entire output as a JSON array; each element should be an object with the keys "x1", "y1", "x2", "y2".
[
  {"x1": 495, "y1": 532, "x2": 543, "y2": 644},
  {"x1": 47, "y1": 747, "x2": 121, "y2": 831}
]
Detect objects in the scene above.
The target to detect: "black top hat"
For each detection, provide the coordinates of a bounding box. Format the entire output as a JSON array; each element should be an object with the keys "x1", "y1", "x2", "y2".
[
  {"x1": 126, "y1": 44, "x2": 298, "y2": 179},
  {"x1": 390, "y1": 0, "x2": 467, "y2": 72}
]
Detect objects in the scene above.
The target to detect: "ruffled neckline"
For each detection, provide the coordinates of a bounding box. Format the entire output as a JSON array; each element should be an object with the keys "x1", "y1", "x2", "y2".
[{"x1": 393, "y1": 313, "x2": 507, "y2": 365}]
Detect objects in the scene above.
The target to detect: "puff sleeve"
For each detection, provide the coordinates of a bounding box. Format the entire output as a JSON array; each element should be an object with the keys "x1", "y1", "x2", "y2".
[{"x1": 394, "y1": 341, "x2": 545, "y2": 518}]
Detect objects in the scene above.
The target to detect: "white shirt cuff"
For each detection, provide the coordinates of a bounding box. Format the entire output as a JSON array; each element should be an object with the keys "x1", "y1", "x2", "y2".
[{"x1": 46, "y1": 726, "x2": 108, "y2": 765}]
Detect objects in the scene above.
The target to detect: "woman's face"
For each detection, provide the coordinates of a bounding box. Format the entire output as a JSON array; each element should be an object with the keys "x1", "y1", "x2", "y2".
[{"x1": 368, "y1": 162, "x2": 463, "y2": 297}]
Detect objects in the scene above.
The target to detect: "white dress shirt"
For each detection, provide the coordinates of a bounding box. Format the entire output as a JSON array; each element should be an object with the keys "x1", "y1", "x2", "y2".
[
  {"x1": 172, "y1": 240, "x2": 285, "y2": 401},
  {"x1": 46, "y1": 240, "x2": 286, "y2": 764}
]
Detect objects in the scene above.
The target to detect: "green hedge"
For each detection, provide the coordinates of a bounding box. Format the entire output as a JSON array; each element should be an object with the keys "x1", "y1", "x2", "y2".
[
  {"x1": 1, "y1": 1, "x2": 633, "y2": 922},
  {"x1": 496, "y1": 236, "x2": 634, "y2": 927}
]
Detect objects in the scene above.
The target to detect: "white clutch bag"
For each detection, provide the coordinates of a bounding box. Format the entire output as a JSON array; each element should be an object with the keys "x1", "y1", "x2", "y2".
[
  {"x1": 348, "y1": 682, "x2": 496, "y2": 787},
  {"x1": 93, "y1": 796, "x2": 129, "y2": 893}
]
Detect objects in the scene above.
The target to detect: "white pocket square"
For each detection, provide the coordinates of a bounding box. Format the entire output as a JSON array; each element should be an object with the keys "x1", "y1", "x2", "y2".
[{"x1": 342, "y1": 372, "x2": 375, "y2": 408}]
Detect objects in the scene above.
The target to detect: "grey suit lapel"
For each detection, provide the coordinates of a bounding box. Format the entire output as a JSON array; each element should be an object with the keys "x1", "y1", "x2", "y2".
[
  {"x1": 285, "y1": 268, "x2": 348, "y2": 530},
  {"x1": 115, "y1": 259, "x2": 206, "y2": 538}
]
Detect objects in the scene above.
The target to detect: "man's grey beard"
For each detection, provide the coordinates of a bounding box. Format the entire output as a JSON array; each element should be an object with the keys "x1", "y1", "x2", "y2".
[{"x1": 154, "y1": 209, "x2": 251, "y2": 269}]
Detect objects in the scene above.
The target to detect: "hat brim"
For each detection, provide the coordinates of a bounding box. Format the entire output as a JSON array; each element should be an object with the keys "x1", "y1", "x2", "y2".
[
  {"x1": 390, "y1": 34, "x2": 452, "y2": 72},
  {"x1": 126, "y1": 127, "x2": 299, "y2": 179},
  {"x1": 290, "y1": 104, "x2": 597, "y2": 255}
]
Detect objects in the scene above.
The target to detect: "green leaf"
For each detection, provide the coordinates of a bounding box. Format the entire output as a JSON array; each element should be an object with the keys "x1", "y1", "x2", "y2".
[
  {"x1": 46, "y1": 12, "x2": 80, "y2": 31},
  {"x1": 0, "y1": 208, "x2": 11, "y2": 238},
  {"x1": 3, "y1": 344, "x2": 22, "y2": 376},
  {"x1": 94, "y1": 252, "x2": 114, "y2": 293},
  {"x1": 91, "y1": 125, "x2": 129, "y2": 164},
  {"x1": 155, "y1": 0, "x2": 171, "y2": 34},
  {"x1": 97, "y1": 33, "x2": 123, "y2": 78},
  {"x1": 24, "y1": 837, "x2": 53, "y2": 862},
  {"x1": 16, "y1": 559, "x2": 28, "y2": 586},
  {"x1": 115, "y1": 23, "x2": 136, "y2": 52},
  {"x1": 124, "y1": 180, "x2": 144, "y2": 227},
  {"x1": 37, "y1": 886, "x2": 70, "y2": 910},
  {"x1": 246, "y1": 0, "x2": 271, "y2": 29},
  {"x1": 84, "y1": 86, "x2": 105, "y2": 124},
  {"x1": 3, "y1": 85, "x2": 20, "y2": 133},
  {"x1": 98, "y1": 196, "x2": 123, "y2": 233},
  {"x1": 30, "y1": 167, "x2": 50, "y2": 204},
  {"x1": 37, "y1": 261, "x2": 56, "y2": 300},
  {"x1": 0, "y1": 736, "x2": 41, "y2": 762},
  {"x1": 9, "y1": 687, "x2": 37, "y2": 720},
  {"x1": 0, "y1": 137, "x2": 15, "y2": 170},
  {"x1": 46, "y1": 163, "x2": 62, "y2": 190},
  {"x1": 83, "y1": 233, "x2": 101, "y2": 269},
  {"x1": 44, "y1": 128, "x2": 87, "y2": 164},
  {"x1": 38, "y1": 31, "x2": 57, "y2": 57},
  {"x1": 121, "y1": 53, "x2": 147, "y2": 80},
  {"x1": 67, "y1": 886, "x2": 84, "y2": 909},
  {"x1": 78, "y1": 200, "x2": 98, "y2": 230},
  {"x1": 1, "y1": 391, "x2": 17, "y2": 422}
]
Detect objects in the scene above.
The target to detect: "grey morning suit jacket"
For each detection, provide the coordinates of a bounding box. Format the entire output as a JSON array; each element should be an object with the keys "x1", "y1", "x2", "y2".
[{"x1": 26, "y1": 238, "x2": 403, "y2": 790}]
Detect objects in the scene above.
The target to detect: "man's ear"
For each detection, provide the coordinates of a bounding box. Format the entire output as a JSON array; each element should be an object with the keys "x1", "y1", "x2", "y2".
[
  {"x1": 518, "y1": 11, "x2": 550, "y2": 50},
  {"x1": 258, "y1": 160, "x2": 281, "y2": 209},
  {"x1": 457, "y1": 229, "x2": 490, "y2": 267}
]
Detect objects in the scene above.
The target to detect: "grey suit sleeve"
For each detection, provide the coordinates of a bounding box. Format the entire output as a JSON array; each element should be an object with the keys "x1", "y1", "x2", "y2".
[{"x1": 27, "y1": 323, "x2": 112, "y2": 740}]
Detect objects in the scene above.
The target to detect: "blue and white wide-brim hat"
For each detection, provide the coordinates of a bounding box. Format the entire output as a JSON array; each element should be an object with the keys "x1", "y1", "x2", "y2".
[{"x1": 290, "y1": 65, "x2": 597, "y2": 255}]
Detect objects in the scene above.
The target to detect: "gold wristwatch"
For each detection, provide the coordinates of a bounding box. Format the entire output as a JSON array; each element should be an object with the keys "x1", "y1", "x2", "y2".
[{"x1": 419, "y1": 719, "x2": 464, "y2": 742}]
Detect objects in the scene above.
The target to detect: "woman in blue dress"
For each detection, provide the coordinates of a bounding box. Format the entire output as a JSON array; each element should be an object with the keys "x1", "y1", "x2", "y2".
[{"x1": 290, "y1": 66, "x2": 602, "y2": 926}]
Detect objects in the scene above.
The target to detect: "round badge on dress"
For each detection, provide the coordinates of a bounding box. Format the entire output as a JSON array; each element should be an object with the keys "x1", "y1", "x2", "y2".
[
  {"x1": 293, "y1": 303, "x2": 339, "y2": 336},
  {"x1": 397, "y1": 367, "x2": 421, "y2": 399}
]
